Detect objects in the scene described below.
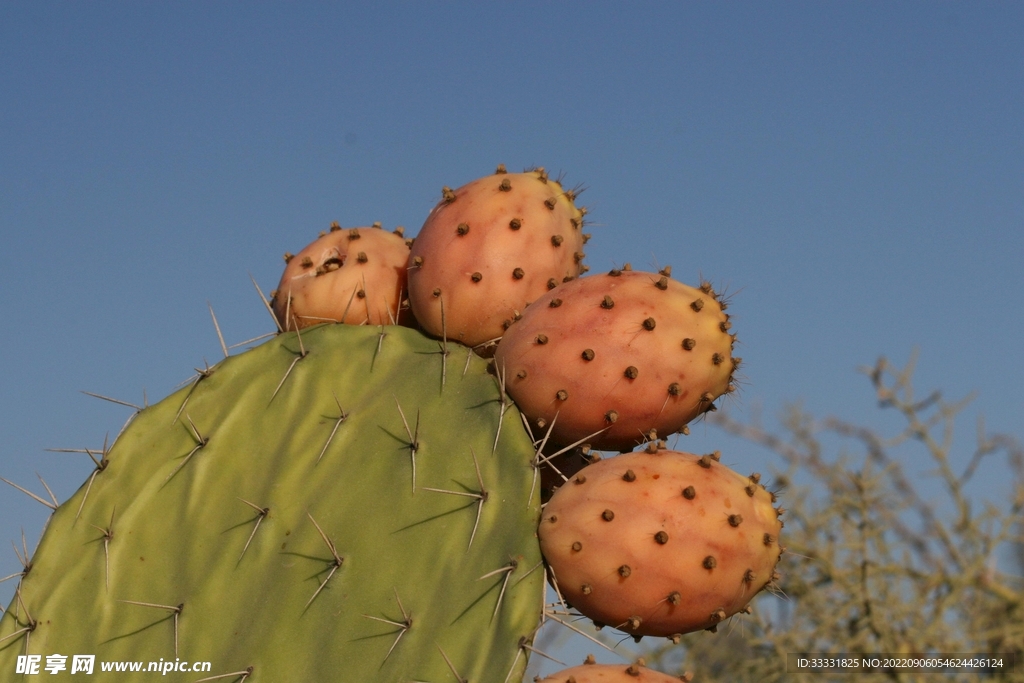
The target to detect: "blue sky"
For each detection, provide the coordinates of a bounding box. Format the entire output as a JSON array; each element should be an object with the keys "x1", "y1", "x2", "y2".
[{"x1": 2, "y1": 2, "x2": 1021, "y2": 676}]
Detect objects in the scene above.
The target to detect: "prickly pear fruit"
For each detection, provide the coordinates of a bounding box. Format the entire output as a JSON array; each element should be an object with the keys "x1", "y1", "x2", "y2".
[
  {"x1": 494, "y1": 269, "x2": 737, "y2": 451},
  {"x1": 272, "y1": 223, "x2": 411, "y2": 329},
  {"x1": 408, "y1": 166, "x2": 587, "y2": 351},
  {"x1": 0, "y1": 325, "x2": 544, "y2": 682},
  {"x1": 538, "y1": 449, "x2": 782, "y2": 638},
  {"x1": 539, "y1": 660, "x2": 688, "y2": 682}
]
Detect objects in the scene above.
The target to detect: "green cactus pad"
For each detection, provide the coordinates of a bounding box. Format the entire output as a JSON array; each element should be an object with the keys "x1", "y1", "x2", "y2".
[{"x1": 1, "y1": 325, "x2": 544, "y2": 682}]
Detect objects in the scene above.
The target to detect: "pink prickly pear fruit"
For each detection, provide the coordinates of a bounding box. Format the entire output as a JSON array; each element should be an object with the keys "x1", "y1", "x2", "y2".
[
  {"x1": 493, "y1": 268, "x2": 737, "y2": 452},
  {"x1": 538, "y1": 660, "x2": 689, "y2": 682},
  {"x1": 272, "y1": 223, "x2": 411, "y2": 330},
  {"x1": 538, "y1": 449, "x2": 782, "y2": 639},
  {"x1": 407, "y1": 165, "x2": 587, "y2": 351}
]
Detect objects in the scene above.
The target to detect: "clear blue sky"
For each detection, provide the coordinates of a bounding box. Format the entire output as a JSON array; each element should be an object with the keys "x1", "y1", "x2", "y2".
[{"x1": 2, "y1": 3, "x2": 1021, "y2": 676}]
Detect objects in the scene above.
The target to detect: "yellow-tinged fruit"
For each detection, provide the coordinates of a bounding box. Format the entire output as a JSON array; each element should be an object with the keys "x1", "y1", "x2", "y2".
[{"x1": 273, "y1": 225, "x2": 410, "y2": 329}]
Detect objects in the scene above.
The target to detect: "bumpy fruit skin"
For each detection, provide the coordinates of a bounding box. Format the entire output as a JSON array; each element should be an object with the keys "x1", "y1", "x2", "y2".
[
  {"x1": 539, "y1": 450, "x2": 782, "y2": 638},
  {"x1": 539, "y1": 663, "x2": 685, "y2": 682},
  {"x1": 494, "y1": 270, "x2": 737, "y2": 451},
  {"x1": 408, "y1": 168, "x2": 586, "y2": 349},
  {"x1": 272, "y1": 225, "x2": 411, "y2": 329},
  {"x1": 0, "y1": 325, "x2": 544, "y2": 682}
]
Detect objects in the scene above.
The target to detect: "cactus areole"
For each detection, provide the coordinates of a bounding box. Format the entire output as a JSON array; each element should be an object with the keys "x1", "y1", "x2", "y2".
[{"x1": 0, "y1": 325, "x2": 544, "y2": 682}]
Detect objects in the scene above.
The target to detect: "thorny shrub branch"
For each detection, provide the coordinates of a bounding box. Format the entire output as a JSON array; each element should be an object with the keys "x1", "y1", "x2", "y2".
[{"x1": 637, "y1": 353, "x2": 1024, "y2": 683}]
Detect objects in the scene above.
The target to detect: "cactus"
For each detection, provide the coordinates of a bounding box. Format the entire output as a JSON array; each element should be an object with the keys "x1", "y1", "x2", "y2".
[
  {"x1": 494, "y1": 268, "x2": 738, "y2": 452},
  {"x1": 2, "y1": 163, "x2": 786, "y2": 681},
  {"x1": 0, "y1": 324, "x2": 544, "y2": 681},
  {"x1": 408, "y1": 166, "x2": 587, "y2": 351},
  {"x1": 538, "y1": 449, "x2": 782, "y2": 639},
  {"x1": 272, "y1": 223, "x2": 412, "y2": 330}
]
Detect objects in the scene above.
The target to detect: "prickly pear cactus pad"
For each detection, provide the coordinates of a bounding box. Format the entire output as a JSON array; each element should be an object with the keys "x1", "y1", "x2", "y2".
[{"x1": 0, "y1": 325, "x2": 544, "y2": 682}]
